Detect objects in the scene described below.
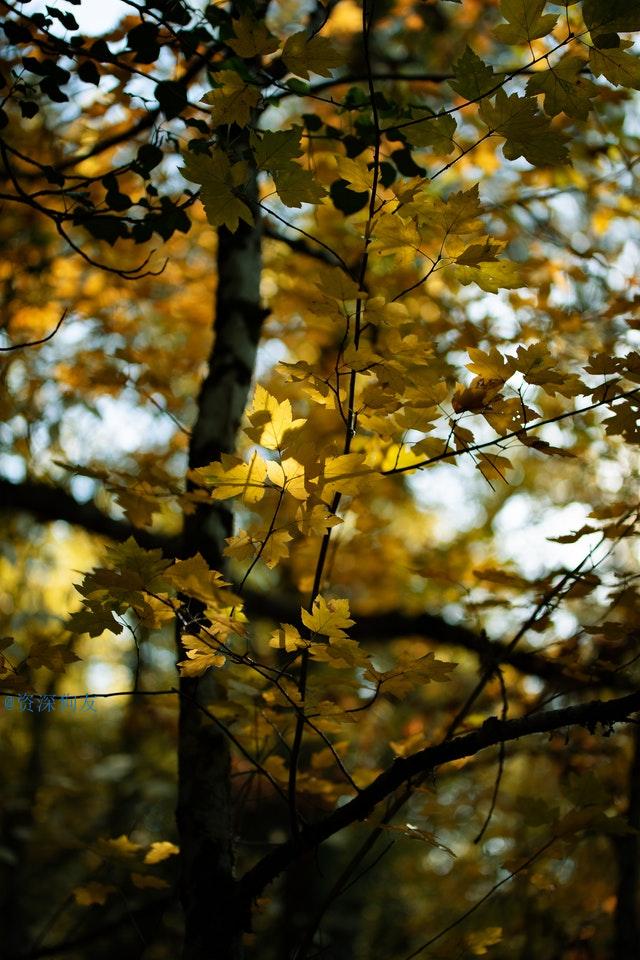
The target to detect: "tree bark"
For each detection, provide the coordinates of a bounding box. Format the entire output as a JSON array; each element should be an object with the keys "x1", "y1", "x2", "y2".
[
  {"x1": 613, "y1": 727, "x2": 640, "y2": 959},
  {"x1": 176, "y1": 186, "x2": 264, "y2": 959}
]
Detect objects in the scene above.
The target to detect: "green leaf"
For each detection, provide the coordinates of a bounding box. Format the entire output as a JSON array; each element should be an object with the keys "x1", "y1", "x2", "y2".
[
  {"x1": 282, "y1": 31, "x2": 341, "y2": 79},
  {"x1": 180, "y1": 150, "x2": 254, "y2": 232},
  {"x1": 405, "y1": 114, "x2": 457, "y2": 154},
  {"x1": 479, "y1": 90, "x2": 569, "y2": 166},
  {"x1": 590, "y1": 43, "x2": 640, "y2": 90},
  {"x1": 251, "y1": 128, "x2": 325, "y2": 207},
  {"x1": 583, "y1": 0, "x2": 640, "y2": 38},
  {"x1": 527, "y1": 56, "x2": 599, "y2": 118},
  {"x1": 201, "y1": 71, "x2": 261, "y2": 127},
  {"x1": 494, "y1": 0, "x2": 557, "y2": 44},
  {"x1": 454, "y1": 259, "x2": 522, "y2": 293},
  {"x1": 272, "y1": 165, "x2": 326, "y2": 207},
  {"x1": 449, "y1": 47, "x2": 496, "y2": 101},
  {"x1": 227, "y1": 15, "x2": 279, "y2": 58},
  {"x1": 251, "y1": 127, "x2": 302, "y2": 171}
]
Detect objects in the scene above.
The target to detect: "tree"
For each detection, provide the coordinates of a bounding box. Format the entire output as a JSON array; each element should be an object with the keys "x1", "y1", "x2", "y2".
[{"x1": 1, "y1": 0, "x2": 640, "y2": 957}]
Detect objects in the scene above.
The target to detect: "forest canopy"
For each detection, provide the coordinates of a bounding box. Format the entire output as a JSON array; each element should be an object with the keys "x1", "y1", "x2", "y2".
[{"x1": 1, "y1": 1, "x2": 640, "y2": 958}]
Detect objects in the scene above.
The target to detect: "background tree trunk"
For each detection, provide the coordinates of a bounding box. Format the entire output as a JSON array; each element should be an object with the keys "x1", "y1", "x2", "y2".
[
  {"x1": 613, "y1": 728, "x2": 640, "y2": 960},
  {"x1": 176, "y1": 178, "x2": 264, "y2": 959}
]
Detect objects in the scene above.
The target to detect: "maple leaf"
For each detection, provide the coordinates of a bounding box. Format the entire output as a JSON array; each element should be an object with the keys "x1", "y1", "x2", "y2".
[
  {"x1": 406, "y1": 184, "x2": 483, "y2": 235},
  {"x1": 336, "y1": 156, "x2": 372, "y2": 193},
  {"x1": 493, "y1": 0, "x2": 557, "y2": 45},
  {"x1": 455, "y1": 238, "x2": 503, "y2": 266},
  {"x1": 266, "y1": 458, "x2": 308, "y2": 500},
  {"x1": 405, "y1": 114, "x2": 457, "y2": 154},
  {"x1": 165, "y1": 554, "x2": 234, "y2": 605},
  {"x1": 228, "y1": 16, "x2": 279, "y2": 58},
  {"x1": 144, "y1": 841, "x2": 179, "y2": 864},
  {"x1": 590, "y1": 43, "x2": 640, "y2": 90},
  {"x1": 201, "y1": 71, "x2": 261, "y2": 127},
  {"x1": 363, "y1": 297, "x2": 409, "y2": 327},
  {"x1": 131, "y1": 873, "x2": 169, "y2": 890},
  {"x1": 178, "y1": 635, "x2": 226, "y2": 677},
  {"x1": 452, "y1": 378, "x2": 503, "y2": 413},
  {"x1": 282, "y1": 31, "x2": 341, "y2": 79},
  {"x1": 189, "y1": 452, "x2": 268, "y2": 504},
  {"x1": 476, "y1": 452, "x2": 513, "y2": 485},
  {"x1": 466, "y1": 927, "x2": 503, "y2": 956},
  {"x1": 97, "y1": 834, "x2": 142, "y2": 858},
  {"x1": 180, "y1": 150, "x2": 254, "y2": 232},
  {"x1": 466, "y1": 347, "x2": 515, "y2": 381},
  {"x1": 260, "y1": 529, "x2": 293, "y2": 568},
  {"x1": 454, "y1": 258, "x2": 521, "y2": 293},
  {"x1": 66, "y1": 605, "x2": 123, "y2": 638},
  {"x1": 251, "y1": 128, "x2": 326, "y2": 207},
  {"x1": 296, "y1": 502, "x2": 343, "y2": 536},
  {"x1": 224, "y1": 530, "x2": 257, "y2": 563},
  {"x1": 302, "y1": 596, "x2": 355, "y2": 639},
  {"x1": 527, "y1": 56, "x2": 599, "y2": 120},
  {"x1": 309, "y1": 636, "x2": 369, "y2": 669},
  {"x1": 449, "y1": 47, "x2": 496, "y2": 100},
  {"x1": 479, "y1": 91, "x2": 569, "y2": 167},
  {"x1": 114, "y1": 488, "x2": 156, "y2": 529},
  {"x1": 364, "y1": 651, "x2": 457, "y2": 696},
  {"x1": 269, "y1": 623, "x2": 308, "y2": 652},
  {"x1": 73, "y1": 883, "x2": 116, "y2": 907},
  {"x1": 318, "y1": 452, "x2": 372, "y2": 499},
  {"x1": 246, "y1": 384, "x2": 305, "y2": 451},
  {"x1": 27, "y1": 641, "x2": 80, "y2": 672}
]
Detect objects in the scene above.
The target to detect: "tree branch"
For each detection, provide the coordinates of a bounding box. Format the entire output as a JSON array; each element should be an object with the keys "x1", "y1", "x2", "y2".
[
  {"x1": 0, "y1": 476, "x2": 179, "y2": 554},
  {"x1": 0, "y1": 477, "x2": 630, "y2": 693},
  {"x1": 239, "y1": 689, "x2": 640, "y2": 906}
]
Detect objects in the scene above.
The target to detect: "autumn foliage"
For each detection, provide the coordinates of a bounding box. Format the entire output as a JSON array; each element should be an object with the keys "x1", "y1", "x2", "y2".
[{"x1": 1, "y1": 1, "x2": 640, "y2": 958}]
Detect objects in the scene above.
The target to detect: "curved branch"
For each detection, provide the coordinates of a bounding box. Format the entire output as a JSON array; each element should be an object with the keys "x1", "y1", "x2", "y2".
[
  {"x1": 0, "y1": 311, "x2": 67, "y2": 351},
  {"x1": 240, "y1": 689, "x2": 640, "y2": 905}
]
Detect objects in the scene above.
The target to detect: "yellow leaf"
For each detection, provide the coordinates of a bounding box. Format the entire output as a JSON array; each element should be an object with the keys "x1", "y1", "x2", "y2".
[
  {"x1": 144, "y1": 841, "x2": 179, "y2": 864},
  {"x1": 260, "y1": 529, "x2": 293, "y2": 568},
  {"x1": 247, "y1": 385, "x2": 305, "y2": 451},
  {"x1": 336, "y1": 156, "x2": 372, "y2": 192},
  {"x1": 178, "y1": 635, "x2": 226, "y2": 677},
  {"x1": 364, "y1": 296, "x2": 409, "y2": 327},
  {"x1": 296, "y1": 503, "x2": 342, "y2": 536},
  {"x1": 97, "y1": 834, "x2": 142, "y2": 859},
  {"x1": 476, "y1": 453, "x2": 513, "y2": 484},
  {"x1": 454, "y1": 259, "x2": 521, "y2": 293},
  {"x1": 224, "y1": 530, "x2": 257, "y2": 563},
  {"x1": 309, "y1": 636, "x2": 369, "y2": 669},
  {"x1": 319, "y1": 452, "x2": 372, "y2": 499},
  {"x1": 269, "y1": 624, "x2": 308, "y2": 652},
  {"x1": 189, "y1": 452, "x2": 268, "y2": 504},
  {"x1": 302, "y1": 596, "x2": 355, "y2": 639},
  {"x1": 466, "y1": 346, "x2": 514, "y2": 381},
  {"x1": 266, "y1": 458, "x2": 308, "y2": 500},
  {"x1": 456, "y1": 238, "x2": 503, "y2": 266},
  {"x1": 165, "y1": 554, "x2": 231, "y2": 604},
  {"x1": 131, "y1": 873, "x2": 170, "y2": 890},
  {"x1": 73, "y1": 882, "x2": 116, "y2": 906},
  {"x1": 466, "y1": 927, "x2": 503, "y2": 956}
]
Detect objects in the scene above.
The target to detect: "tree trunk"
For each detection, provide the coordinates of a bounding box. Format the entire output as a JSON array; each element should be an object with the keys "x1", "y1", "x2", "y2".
[
  {"x1": 176, "y1": 185, "x2": 264, "y2": 959},
  {"x1": 612, "y1": 727, "x2": 640, "y2": 960}
]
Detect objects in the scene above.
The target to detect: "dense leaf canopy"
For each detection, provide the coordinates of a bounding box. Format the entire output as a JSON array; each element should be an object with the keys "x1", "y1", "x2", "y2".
[{"x1": 1, "y1": 1, "x2": 640, "y2": 958}]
